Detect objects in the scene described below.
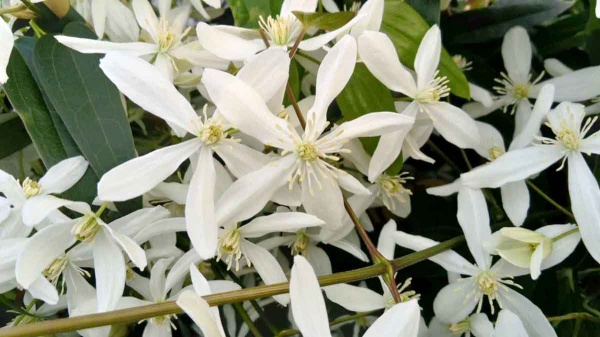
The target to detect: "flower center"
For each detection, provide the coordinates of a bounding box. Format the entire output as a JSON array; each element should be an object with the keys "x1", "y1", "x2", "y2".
[
  {"x1": 259, "y1": 15, "x2": 302, "y2": 46},
  {"x1": 290, "y1": 231, "x2": 309, "y2": 255},
  {"x1": 452, "y1": 54, "x2": 472, "y2": 71},
  {"x1": 415, "y1": 72, "x2": 450, "y2": 103},
  {"x1": 72, "y1": 215, "x2": 101, "y2": 243},
  {"x1": 384, "y1": 278, "x2": 420, "y2": 309},
  {"x1": 556, "y1": 128, "x2": 580, "y2": 151},
  {"x1": 43, "y1": 255, "x2": 69, "y2": 286},
  {"x1": 157, "y1": 19, "x2": 177, "y2": 53},
  {"x1": 377, "y1": 173, "x2": 413, "y2": 210},
  {"x1": 493, "y1": 72, "x2": 544, "y2": 113},
  {"x1": 448, "y1": 319, "x2": 471, "y2": 335},
  {"x1": 200, "y1": 124, "x2": 224, "y2": 145},
  {"x1": 21, "y1": 178, "x2": 41, "y2": 198},
  {"x1": 217, "y1": 227, "x2": 245, "y2": 271},
  {"x1": 488, "y1": 146, "x2": 504, "y2": 161},
  {"x1": 477, "y1": 271, "x2": 499, "y2": 297},
  {"x1": 296, "y1": 142, "x2": 319, "y2": 161}
]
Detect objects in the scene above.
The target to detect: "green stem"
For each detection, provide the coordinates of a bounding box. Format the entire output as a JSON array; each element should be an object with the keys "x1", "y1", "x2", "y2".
[
  {"x1": 548, "y1": 312, "x2": 600, "y2": 323},
  {"x1": 552, "y1": 227, "x2": 580, "y2": 242},
  {"x1": 295, "y1": 50, "x2": 321, "y2": 66},
  {"x1": 459, "y1": 149, "x2": 473, "y2": 171},
  {"x1": 0, "y1": 235, "x2": 466, "y2": 337},
  {"x1": 28, "y1": 20, "x2": 45, "y2": 38},
  {"x1": 0, "y1": 3, "x2": 26, "y2": 15},
  {"x1": 276, "y1": 310, "x2": 377, "y2": 337},
  {"x1": 427, "y1": 140, "x2": 462, "y2": 173},
  {"x1": 526, "y1": 180, "x2": 575, "y2": 219}
]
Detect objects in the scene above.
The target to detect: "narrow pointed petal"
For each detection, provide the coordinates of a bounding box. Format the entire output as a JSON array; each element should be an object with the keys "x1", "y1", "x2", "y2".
[
  {"x1": 323, "y1": 284, "x2": 385, "y2": 312},
  {"x1": 0, "y1": 20, "x2": 14, "y2": 84},
  {"x1": 470, "y1": 313, "x2": 495, "y2": 337},
  {"x1": 39, "y1": 156, "x2": 89, "y2": 195},
  {"x1": 236, "y1": 48, "x2": 291, "y2": 104},
  {"x1": 55, "y1": 36, "x2": 157, "y2": 56},
  {"x1": 393, "y1": 231, "x2": 477, "y2": 275},
  {"x1": 358, "y1": 32, "x2": 417, "y2": 96},
  {"x1": 240, "y1": 212, "x2": 324, "y2": 238},
  {"x1": 461, "y1": 146, "x2": 563, "y2": 189},
  {"x1": 242, "y1": 241, "x2": 289, "y2": 305},
  {"x1": 495, "y1": 310, "x2": 528, "y2": 337},
  {"x1": 100, "y1": 53, "x2": 197, "y2": 132},
  {"x1": 510, "y1": 84, "x2": 554, "y2": 151},
  {"x1": 500, "y1": 181, "x2": 529, "y2": 227},
  {"x1": 16, "y1": 222, "x2": 75, "y2": 288},
  {"x1": 363, "y1": 300, "x2": 421, "y2": 337},
  {"x1": 498, "y1": 289, "x2": 557, "y2": 337},
  {"x1": 196, "y1": 22, "x2": 263, "y2": 61},
  {"x1": 544, "y1": 58, "x2": 572, "y2": 77},
  {"x1": 28, "y1": 276, "x2": 59, "y2": 305},
  {"x1": 202, "y1": 69, "x2": 293, "y2": 149},
  {"x1": 94, "y1": 229, "x2": 126, "y2": 312},
  {"x1": 298, "y1": 14, "x2": 364, "y2": 51},
  {"x1": 280, "y1": 0, "x2": 318, "y2": 16},
  {"x1": 377, "y1": 219, "x2": 398, "y2": 259},
  {"x1": 532, "y1": 66, "x2": 600, "y2": 102},
  {"x1": 567, "y1": 152, "x2": 600, "y2": 263},
  {"x1": 177, "y1": 290, "x2": 225, "y2": 337},
  {"x1": 537, "y1": 224, "x2": 580, "y2": 270},
  {"x1": 433, "y1": 278, "x2": 479, "y2": 323},
  {"x1": 457, "y1": 187, "x2": 491, "y2": 269},
  {"x1": 415, "y1": 25, "x2": 442, "y2": 90},
  {"x1": 149, "y1": 258, "x2": 172, "y2": 301},
  {"x1": 426, "y1": 102, "x2": 479, "y2": 149},
  {"x1": 530, "y1": 241, "x2": 545, "y2": 279},
  {"x1": 290, "y1": 255, "x2": 332, "y2": 337},
  {"x1": 350, "y1": 0, "x2": 384, "y2": 37},
  {"x1": 502, "y1": 26, "x2": 532, "y2": 84},
  {"x1": 324, "y1": 112, "x2": 414, "y2": 146},
  {"x1": 98, "y1": 139, "x2": 201, "y2": 202},
  {"x1": 301, "y1": 175, "x2": 345, "y2": 229},
  {"x1": 132, "y1": 0, "x2": 159, "y2": 39},
  {"x1": 469, "y1": 83, "x2": 494, "y2": 107},
  {"x1": 102, "y1": 225, "x2": 147, "y2": 270},
  {"x1": 307, "y1": 36, "x2": 357, "y2": 139},
  {"x1": 22, "y1": 195, "x2": 77, "y2": 226},
  {"x1": 186, "y1": 148, "x2": 218, "y2": 260}
]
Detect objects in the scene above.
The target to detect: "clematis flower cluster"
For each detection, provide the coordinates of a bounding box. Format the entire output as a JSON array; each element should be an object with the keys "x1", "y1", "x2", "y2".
[{"x1": 1, "y1": 1, "x2": 599, "y2": 336}]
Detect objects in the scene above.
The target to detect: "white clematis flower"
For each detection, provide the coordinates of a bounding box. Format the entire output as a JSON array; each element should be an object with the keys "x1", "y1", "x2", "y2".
[
  {"x1": 195, "y1": 0, "x2": 366, "y2": 62},
  {"x1": 290, "y1": 255, "x2": 422, "y2": 337},
  {"x1": 16, "y1": 205, "x2": 170, "y2": 312},
  {"x1": 428, "y1": 309, "x2": 529, "y2": 337},
  {"x1": 461, "y1": 101, "x2": 600, "y2": 263},
  {"x1": 358, "y1": 25, "x2": 480, "y2": 178},
  {"x1": 393, "y1": 189, "x2": 563, "y2": 337},
  {"x1": 71, "y1": 0, "x2": 140, "y2": 42},
  {"x1": 201, "y1": 36, "x2": 414, "y2": 229},
  {"x1": 57, "y1": 0, "x2": 224, "y2": 81},
  {"x1": 463, "y1": 26, "x2": 600, "y2": 134},
  {"x1": 0, "y1": 156, "x2": 89, "y2": 227}
]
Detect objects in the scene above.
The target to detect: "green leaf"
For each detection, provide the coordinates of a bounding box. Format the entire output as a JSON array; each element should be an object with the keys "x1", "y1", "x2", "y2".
[
  {"x1": 293, "y1": 11, "x2": 355, "y2": 30},
  {"x1": 0, "y1": 113, "x2": 32, "y2": 159},
  {"x1": 381, "y1": 0, "x2": 470, "y2": 99},
  {"x1": 226, "y1": 0, "x2": 272, "y2": 28},
  {"x1": 406, "y1": 0, "x2": 440, "y2": 26},
  {"x1": 337, "y1": 64, "x2": 404, "y2": 175},
  {"x1": 33, "y1": 22, "x2": 140, "y2": 211},
  {"x1": 441, "y1": 0, "x2": 574, "y2": 44}
]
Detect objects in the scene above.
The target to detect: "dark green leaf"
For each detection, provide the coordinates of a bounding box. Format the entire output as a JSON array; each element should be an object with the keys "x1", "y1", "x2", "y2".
[
  {"x1": 406, "y1": 0, "x2": 440, "y2": 26},
  {"x1": 0, "y1": 113, "x2": 32, "y2": 159},
  {"x1": 382, "y1": 0, "x2": 470, "y2": 99},
  {"x1": 441, "y1": 0, "x2": 574, "y2": 44},
  {"x1": 293, "y1": 11, "x2": 355, "y2": 30},
  {"x1": 226, "y1": 0, "x2": 272, "y2": 28},
  {"x1": 33, "y1": 22, "x2": 140, "y2": 211},
  {"x1": 337, "y1": 64, "x2": 403, "y2": 175}
]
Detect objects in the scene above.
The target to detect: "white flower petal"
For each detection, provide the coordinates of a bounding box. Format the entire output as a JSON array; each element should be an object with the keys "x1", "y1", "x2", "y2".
[
  {"x1": 301, "y1": 173, "x2": 345, "y2": 229},
  {"x1": 134, "y1": 218, "x2": 187, "y2": 245},
  {"x1": 426, "y1": 102, "x2": 479, "y2": 149},
  {"x1": 307, "y1": 36, "x2": 357, "y2": 139},
  {"x1": 149, "y1": 258, "x2": 172, "y2": 301},
  {"x1": 510, "y1": 84, "x2": 554, "y2": 151},
  {"x1": 102, "y1": 225, "x2": 147, "y2": 270},
  {"x1": 98, "y1": 139, "x2": 201, "y2": 202},
  {"x1": 328, "y1": 239, "x2": 369, "y2": 262},
  {"x1": 498, "y1": 288, "x2": 557, "y2": 337},
  {"x1": 305, "y1": 245, "x2": 333, "y2": 276},
  {"x1": 290, "y1": 255, "x2": 332, "y2": 337},
  {"x1": 177, "y1": 290, "x2": 225, "y2": 337},
  {"x1": 532, "y1": 66, "x2": 600, "y2": 102},
  {"x1": 358, "y1": 31, "x2": 417, "y2": 96},
  {"x1": 502, "y1": 26, "x2": 532, "y2": 84},
  {"x1": 298, "y1": 13, "x2": 364, "y2": 51},
  {"x1": 215, "y1": 155, "x2": 296, "y2": 226},
  {"x1": 427, "y1": 179, "x2": 461, "y2": 197},
  {"x1": 325, "y1": 111, "x2": 414, "y2": 146},
  {"x1": 363, "y1": 300, "x2": 421, "y2": 337},
  {"x1": 495, "y1": 310, "x2": 528, "y2": 337},
  {"x1": 537, "y1": 224, "x2": 580, "y2": 270},
  {"x1": 196, "y1": 22, "x2": 263, "y2": 61},
  {"x1": 543, "y1": 58, "x2": 572, "y2": 77},
  {"x1": 39, "y1": 156, "x2": 89, "y2": 195},
  {"x1": 132, "y1": 0, "x2": 159, "y2": 39},
  {"x1": 469, "y1": 83, "x2": 494, "y2": 108},
  {"x1": 394, "y1": 231, "x2": 477, "y2": 275},
  {"x1": 28, "y1": 276, "x2": 59, "y2": 305},
  {"x1": 165, "y1": 250, "x2": 201, "y2": 293},
  {"x1": 323, "y1": 284, "x2": 385, "y2": 312},
  {"x1": 461, "y1": 145, "x2": 563, "y2": 189},
  {"x1": 242, "y1": 240, "x2": 289, "y2": 305},
  {"x1": 202, "y1": 69, "x2": 293, "y2": 149},
  {"x1": 99, "y1": 52, "x2": 197, "y2": 132},
  {"x1": 433, "y1": 278, "x2": 479, "y2": 323},
  {"x1": 186, "y1": 148, "x2": 218, "y2": 260},
  {"x1": 16, "y1": 222, "x2": 75, "y2": 288},
  {"x1": 470, "y1": 313, "x2": 494, "y2": 337},
  {"x1": 529, "y1": 240, "x2": 545, "y2": 280},
  {"x1": 0, "y1": 19, "x2": 14, "y2": 84},
  {"x1": 55, "y1": 36, "x2": 157, "y2": 56},
  {"x1": 457, "y1": 187, "x2": 491, "y2": 269},
  {"x1": 500, "y1": 181, "x2": 529, "y2": 227},
  {"x1": 415, "y1": 25, "x2": 441, "y2": 90},
  {"x1": 236, "y1": 48, "x2": 290, "y2": 104},
  {"x1": 240, "y1": 212, "x2": 324, "y2": 238},
  {"x1": 22, "y1": 195, "x2": 77, "y2": 226},
  {"x1": 280, "y1": 0, "x2": 318, "y2": 16},
  {"x1": 567, "y1": 152, "x2": 600, "y2": 263},
  {"x1": 94, "y1": 229, "x2": 126, "y2": 312},
  {"x1": 377, "y1": 219, "x2": 398, "y2": 259},
  {"x1": 349, "y1": 0, "x2": 384, "y2": 37}
]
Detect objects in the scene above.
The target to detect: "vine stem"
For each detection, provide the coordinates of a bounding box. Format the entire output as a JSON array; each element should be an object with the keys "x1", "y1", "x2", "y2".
[
  {"x1": 0, "y1": 235, "x2": 465, "y2": 337},
  {"x1": 276, "y1": 310, "x2": 377, "y2": 337},
  {"x1": 526, "y1": 180, "x2": 575, "y2": 219},
  {"x1": 0, "y1": 3, "x2": 26, "y2": 15}
]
